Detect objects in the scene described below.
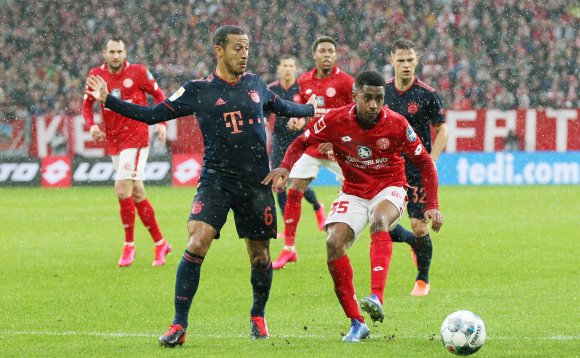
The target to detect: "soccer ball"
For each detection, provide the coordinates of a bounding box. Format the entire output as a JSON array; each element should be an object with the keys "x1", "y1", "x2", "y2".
[{"x1": 440, "y1": 310, "x2": 486, "y2": 355}]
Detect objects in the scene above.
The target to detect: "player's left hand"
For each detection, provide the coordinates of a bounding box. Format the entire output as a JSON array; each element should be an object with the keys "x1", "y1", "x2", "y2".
[
  {"x1": 154, "y1": 124, "x2": 167, "y2": 145},
  {"x1": 261, "y1": 168, "x2": 289, "y2": 191},
  {"x1": 423, "y1": 209, "x2": 443, "y2": 233},
  {"x1": 85, "y1": 75, "x2": 109, "y2": 103}
]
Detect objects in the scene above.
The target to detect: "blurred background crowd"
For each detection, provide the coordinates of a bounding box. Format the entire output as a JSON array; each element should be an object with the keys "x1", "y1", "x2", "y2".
[{"x1": 1, "y1": 0, "x2": 578, "y2": 121}]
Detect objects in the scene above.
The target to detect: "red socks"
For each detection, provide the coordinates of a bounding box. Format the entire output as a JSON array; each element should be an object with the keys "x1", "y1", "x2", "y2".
[
  {"x1": 369, "y1": 231, "x2": 393, "y2": 304},
  {"x1": 283, "y1": 189, "x2": 304, "y2": 246},
  {"x1": 135, "y1": 199, "x2": 163, "y2": 243},
  {"x1": 327, "y1": 255, "x2": 363, "y2": 322},
  {"x1": 118, "y1": 197, "x2": 136, "y2": 244}
]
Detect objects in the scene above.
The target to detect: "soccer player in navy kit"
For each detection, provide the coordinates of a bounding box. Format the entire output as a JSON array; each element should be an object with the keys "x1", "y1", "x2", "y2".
[
  {"x1": 266, "y1": 55, "x2": 326, "y2": 254},
  {"x1": 366, "y1": 39, "x2": 448, "y2": 303},
  {"x1": 86, "y1": 25, "x2": 316, "y2": 347}
]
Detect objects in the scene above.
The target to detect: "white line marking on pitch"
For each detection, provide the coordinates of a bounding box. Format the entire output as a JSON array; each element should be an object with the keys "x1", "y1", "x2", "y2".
[{"x1": 1, "y1": 331, "x2": 578, "y2": 341}]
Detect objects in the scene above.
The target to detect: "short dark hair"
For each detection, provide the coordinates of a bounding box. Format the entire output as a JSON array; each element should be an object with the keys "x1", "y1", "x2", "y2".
[
  {"x1": 311, "y1": 36, "x2": 337, "y2": 53},
  {"x1": 212, "y1": 25, "x2": 247, "y2": 47},
  {"x1": 104, "y1": 36, "x2": 125, "y2": 49},
  {"x1": 353, "y1": 70, "x2": 386, "y2": 91},
  {"x1": 279, "y1": 54, "x2": 297, "y2": 63},
  {"x1": 391, "y1": 39, "x2": 416, "y2": 54}
]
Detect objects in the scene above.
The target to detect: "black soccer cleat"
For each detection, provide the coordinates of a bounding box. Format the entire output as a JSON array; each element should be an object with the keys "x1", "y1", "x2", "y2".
[{"x1": 159, "y1": 324, "x2": 187, "y2": 347}]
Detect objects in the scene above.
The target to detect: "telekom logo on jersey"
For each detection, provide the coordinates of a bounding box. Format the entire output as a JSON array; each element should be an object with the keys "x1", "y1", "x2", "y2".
[{"x1": 223, "y1": 111, "x2": 263, "y2": 134}]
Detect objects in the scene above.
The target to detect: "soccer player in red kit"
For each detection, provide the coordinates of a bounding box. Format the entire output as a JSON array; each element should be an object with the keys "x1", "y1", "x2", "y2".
[
  {"x1": 82, "y1": 36, "x2": 171, "y2": 267},
  {"x1": 272, "y1": 36, "x2": 354, "y2": 269},
  {"x1": 263, "y1": 71, "x2": 443, "y2": 342}
]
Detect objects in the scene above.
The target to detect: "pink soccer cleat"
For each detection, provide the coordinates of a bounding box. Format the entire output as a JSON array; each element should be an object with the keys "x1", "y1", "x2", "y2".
[
  {"x1": 153, "y1": 241, "x2": 172, "y2": 267},
  {"x1": 315, "y1": 204, "x2": 326, "y2": 231},
  {"x1": 118, "y1": 244, "x2": 135, "y2": 267},
  {"x1": 272, "y1": 249, "x2": 298, "y2": 269}
]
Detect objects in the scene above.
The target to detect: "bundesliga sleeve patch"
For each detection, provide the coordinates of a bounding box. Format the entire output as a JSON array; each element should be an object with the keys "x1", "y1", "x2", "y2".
[
  {"x1": 168, "y1": 87, "x2": 185, "y2": 102},
  {"x1": 407, "y1": 125, "x2": 417, "y2": 142},
  {"x1": 314, "y1": 117, "x2": 326, "y2": 134}
]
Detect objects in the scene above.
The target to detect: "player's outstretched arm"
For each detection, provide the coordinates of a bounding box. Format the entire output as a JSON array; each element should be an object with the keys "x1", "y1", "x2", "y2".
[
  {"x1": 261, "y1": 168, "x2": 289, "y2": 191},
  {"x1": 423, "y1": 209, "x2": 443, "y2": 233},
  {"x1": 86, "y1": 75, "x2": 175, "y2": 125}
]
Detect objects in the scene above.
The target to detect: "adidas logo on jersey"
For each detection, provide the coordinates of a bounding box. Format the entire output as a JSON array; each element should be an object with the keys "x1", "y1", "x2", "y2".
[{"x1": 215, "y1": 98, "x2": 227, "y2": 106}]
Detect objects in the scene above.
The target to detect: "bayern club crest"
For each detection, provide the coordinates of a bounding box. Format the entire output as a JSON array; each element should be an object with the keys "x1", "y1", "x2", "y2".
[
  {"x1": 249, "y1": 90, "x2": 260, "y2": 103},
  {"x1": 376, "y1": 138, "x2": 390, "y2": 150},
  {"x1": 191, "y1": 201, "x2": 204, "y2": 215},
  {"x1": 407, "y1": 101, "x2": 419, "y2": 115}
]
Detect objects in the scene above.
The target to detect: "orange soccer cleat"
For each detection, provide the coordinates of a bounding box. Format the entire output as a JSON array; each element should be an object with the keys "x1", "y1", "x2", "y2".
[{"x1": 410, "y1": 279, "x2": 431, "y2": 296}]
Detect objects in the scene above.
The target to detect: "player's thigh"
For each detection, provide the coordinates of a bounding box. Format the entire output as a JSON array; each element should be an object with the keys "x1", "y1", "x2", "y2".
[
  {"x1": 232, "y1": 186, "x2": 277, "y2": 241},
  {"x1": 113, "y1": 147, "x2": 149, "y2": 181},
  {"x1": 322, "y1": 158, "x2": 345, "y2": 182},
  {"x1": 369, "y1": 186, "x2": 408, "y2": 232},
  {"x1": 188, "y1": 182, "x2": 231, "y2": 239},
  {"x1": 326, "y1": 192, "x2": 370, "y2": 240},
  {"x1": 187, "y1": 220, "x2": 219, "y2": 256},
  {"x1": 289, "y1": 154, "x2": 322, "y2": 180}
]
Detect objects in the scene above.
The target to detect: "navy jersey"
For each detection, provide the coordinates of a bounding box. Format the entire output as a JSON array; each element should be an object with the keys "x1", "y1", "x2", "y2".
[
  {"x1": 104, "y1": 71, "x2": 314, "y2": 185},
  {"x1": 385, "y1": 77, "x2": 444, "y2": 175},
  {"x1": 266, "y1": 80, "x2": 303, "y2": 161}
]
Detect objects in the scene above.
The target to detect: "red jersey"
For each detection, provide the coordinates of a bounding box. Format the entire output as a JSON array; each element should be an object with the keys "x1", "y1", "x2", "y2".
[
  {"x1": 298, "y1": 66, "x2": 354, "y2": 159},
  {"x1": 82, "y1": 61, "x2": 165, "y2": 155},
  {"x1": 281, "y1": 104, "x2": 439, "y2": 209}
]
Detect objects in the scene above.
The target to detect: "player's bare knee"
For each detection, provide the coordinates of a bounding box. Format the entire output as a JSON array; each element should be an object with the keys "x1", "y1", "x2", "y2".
[
  {"x1": 411, "y1": 221, "x2": 429, "y2": 237},
  {"x1": 370, "y1": 218, "x2": 391, "y2": 234},
  {"x1": 250, "y1": 253, "x2": 270, "y2": 269}
]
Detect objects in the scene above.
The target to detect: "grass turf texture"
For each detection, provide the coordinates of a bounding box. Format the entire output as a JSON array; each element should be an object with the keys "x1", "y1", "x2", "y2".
[{"x1": 0, "y1": 185, "x2": 578, "y2": 357}]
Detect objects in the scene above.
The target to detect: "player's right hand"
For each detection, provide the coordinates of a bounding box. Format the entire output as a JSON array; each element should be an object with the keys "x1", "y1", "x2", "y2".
[
  {"x1": 261, "y1": 168, "x2": 289, "y2": 191},
  {"x1": 85, "y1": 75, "x2": 109, "y2": 103},
  {"x1": 287, "y1": 117, "x2": 306, "y2": 131},
  {"x1": 423, "y1": 209, "x2": 443, "y2": 233},
  {"x1": 89, "y1": 124, "x2": 105, "y2": 142}
]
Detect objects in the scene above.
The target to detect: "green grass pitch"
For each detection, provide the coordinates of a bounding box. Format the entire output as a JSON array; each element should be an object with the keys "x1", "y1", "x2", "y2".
[{"x1": 0, "y1": 185, "x2": 578, "y2": 357}]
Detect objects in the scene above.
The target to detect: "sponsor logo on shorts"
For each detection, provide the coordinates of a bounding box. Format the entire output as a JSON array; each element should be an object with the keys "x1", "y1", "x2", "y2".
[{"x1": 191, "y1": 201, "x2": 204, "y2": 214}]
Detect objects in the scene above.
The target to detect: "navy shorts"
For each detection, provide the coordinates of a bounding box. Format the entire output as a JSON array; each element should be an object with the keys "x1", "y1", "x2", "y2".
[
  {"x1": 405, "y1": 173, "x2": 427, "y2": 219},
  {"x1": 188, "y1": 179, "x2": 277, "y2": 240}
]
